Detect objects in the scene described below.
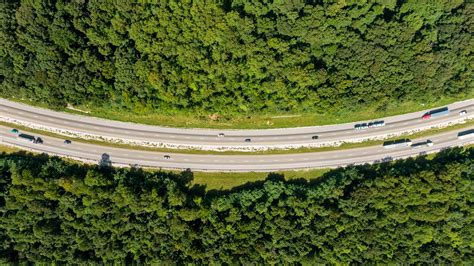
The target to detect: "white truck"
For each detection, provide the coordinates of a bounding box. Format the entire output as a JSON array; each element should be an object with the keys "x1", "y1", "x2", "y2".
[{"x1": 383, "y1": 139, "x2": 412, "y2": 149}]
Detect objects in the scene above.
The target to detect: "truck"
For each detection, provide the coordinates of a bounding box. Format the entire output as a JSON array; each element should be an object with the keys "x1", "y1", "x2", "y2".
[
  {"x1": 17, "y1": 133, "x2": 36, "y2": 143},
  {"x1": 411, "y1": 140, "x2": 433, "y2": 149},
  {"x1": 17, "y1": 133, "x2": 42, "y2": 144},
  {"x1": 457, "y1": 129, "x2": 474, "y2": 139},
  {"x1": 383, "y1": 139, "x2": 412, "y2": 149},
  {"x1": 422, "y1": 107, "x2": 449, "y2": 120}
]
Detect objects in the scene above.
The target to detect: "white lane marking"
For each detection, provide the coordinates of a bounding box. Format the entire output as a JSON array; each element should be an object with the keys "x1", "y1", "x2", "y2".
[
  {"x1": 183, "y1": 158, "x2": 189, "y2": 161},
  {"x1": 33, "y1": 115, "x2": 38, "y2": 118},
  {"x1": 229, "y1": 160, "x2": 235, "y2": 163}
]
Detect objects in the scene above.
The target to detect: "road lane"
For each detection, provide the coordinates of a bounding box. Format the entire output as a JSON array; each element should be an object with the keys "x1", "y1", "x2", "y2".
[
  {"x1": 1, "y1": 125, "x2": 472, "y2": 172},
  {"x1": 1, "y1": 98, "x2": 472, "y2": 150}
]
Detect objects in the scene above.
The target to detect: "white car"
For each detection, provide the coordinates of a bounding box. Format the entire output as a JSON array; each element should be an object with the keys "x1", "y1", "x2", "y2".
[
  {"x1": 218, "y1": 133, "x2": 225, "y2": 137},
  {"x1": 459, "y1": 110, "x2": 467, "y2": 116}
]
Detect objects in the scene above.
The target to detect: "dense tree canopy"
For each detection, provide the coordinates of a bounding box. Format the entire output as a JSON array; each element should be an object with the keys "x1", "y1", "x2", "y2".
[
  {"x1": 0, "y1": 1, "x2": 472, "y2": 115},
  {"x1": 0, "y1": 148, "x2": 472, "y2": 263}
]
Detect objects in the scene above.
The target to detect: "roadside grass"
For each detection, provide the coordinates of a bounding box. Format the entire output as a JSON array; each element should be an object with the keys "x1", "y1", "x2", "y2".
[
  {"x1": 190, "y1": 168, "x2": 331, "y2": 190},
  {"x1": 8, "y1": 92, "x2": 473, "y2": 129},
  {"x1": 0, "y1": 144, "x2": 21, "y2": 153},
  {"x1": 1, "y1": 119, "x2": 472, "y2": 155}
]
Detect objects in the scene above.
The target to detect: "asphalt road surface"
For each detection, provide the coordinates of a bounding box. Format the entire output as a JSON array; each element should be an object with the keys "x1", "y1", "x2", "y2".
[
  {"x1": 0, "y1": 98, "x2": 472, "y2": 150},
  {"x1": 1, "y1": 126, "x2": 472, "y2": 172}
]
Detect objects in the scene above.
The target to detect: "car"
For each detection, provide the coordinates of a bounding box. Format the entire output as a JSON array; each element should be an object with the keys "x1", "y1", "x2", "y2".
[
  {"x1": 64, "y1": 140, "x2": 72, "y2": 144},
  {"x1": 426, "y1": 140, "x2": 433, "y2": 146},
  {"x1": 218, "y1": 133, "x2": 225, "y2": 137},
  {"x1": 244, "y1": 138, "x2": 251, "y2": 142},
  {"x1": 354, "y1": 124, "x2": 361, "y2": 130},
  {"x1": 312, "y1": 135, "x2": 319, "y2": 140},
  {"x1": 10, "y1": 128, "x2": 19, "y2": 134},
  {"x1": 459, "y1": 110, "x2": 467, "y2": 116},
  {"x1": 35, "y1": 137, "x2": 43, "y2": 144},
  {"x1": 164, "y1": 155, "x2": 171, "y2": 160},
  {"x1": 360, "y1": 123, "x2": 368, "y2": 129},
  {"x1": 368, "y1": 122, "x2": 374, "y2": 128}
]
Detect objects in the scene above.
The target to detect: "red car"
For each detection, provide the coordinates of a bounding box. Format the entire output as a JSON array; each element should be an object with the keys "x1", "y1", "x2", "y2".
[{"x1": 422, "y1": 114, "x2": 431, "y2": 120}]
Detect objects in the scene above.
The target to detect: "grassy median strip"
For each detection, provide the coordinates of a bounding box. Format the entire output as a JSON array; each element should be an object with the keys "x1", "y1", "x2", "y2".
[
  {"x1": 1, "y1": 119, "x2": 473, "y2": 156},
  {"x1": 8, "y1": 92, "x2": 474, "y2": 129}
]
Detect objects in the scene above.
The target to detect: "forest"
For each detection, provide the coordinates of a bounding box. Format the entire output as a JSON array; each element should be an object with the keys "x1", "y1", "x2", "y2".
[
  {"x1": 0, "y1": 1, "x2": 472, "y2": 115},
  {"x1": 0, "y1": 147, "x2": 472, "y2": 264}
]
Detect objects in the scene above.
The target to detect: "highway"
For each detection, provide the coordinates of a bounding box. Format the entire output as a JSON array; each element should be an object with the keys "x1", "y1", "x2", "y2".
[
  {"x1": 1, "y1": 125, "x2": 472, "y2": 172},
  {"x1": 0, "y1": 98, "x2": 473, "y2": 151}
]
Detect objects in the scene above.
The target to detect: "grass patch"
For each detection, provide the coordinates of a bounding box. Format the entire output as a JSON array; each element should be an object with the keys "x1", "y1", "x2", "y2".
[
  {"x1": 9, "y1": 92, "x2": 473, "y2": 129},
  {"x1": 0, "y1": 144, "x2": 21, "y2": 154},
  {"x1": 2, "y1": 119, "x2": 472, "y2": 155},
  {"x1": 191, "y1": 168, "x2": 331, "y2": 190}
]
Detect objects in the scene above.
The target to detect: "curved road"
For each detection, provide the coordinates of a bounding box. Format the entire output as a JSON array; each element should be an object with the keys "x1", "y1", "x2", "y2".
[
  {"x1": 1, "y1": 98, "x2": 473, "y2": 150},
  {"x1": 1, "y1": 126, "x2": 472, "y2": 172}
]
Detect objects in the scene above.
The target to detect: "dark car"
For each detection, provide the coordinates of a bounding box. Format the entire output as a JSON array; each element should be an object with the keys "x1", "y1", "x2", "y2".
[
  {"x1": 245, "y1": 138, "x2": 251, "y2": 142},
  {"x1": 312, "y1": 135, "x2": 319, "y2": 140},
  {"x1": 64, "y1": 140, "x2": 72, "y2": 144},
  {"x1": 35, "y1": 137, "x2": 43, "y2": 144},
  {"x1": 10, "y1": 128, "x2": 19, "y2": 134},
  {"x1": 164, "y1": 155, "x2": 171, "y2": 160}
]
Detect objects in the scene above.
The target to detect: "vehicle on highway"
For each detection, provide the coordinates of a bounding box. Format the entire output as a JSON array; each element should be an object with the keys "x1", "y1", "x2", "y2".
[
  {"x1": 312, "y1": 135, "x2": 319, "y2": 140},
  {"x1": 64, "y1": 140, "x2": 72, "y2": 144},
  {"x1": 245, "y1": 138, "x2": 252, "y2": 142},
  {"x1": 355, "y1": 121, "x2": 385, "y2": 130},
  {"x1": 354, "y1": 123, "x2": 369, "y2": 130},
  {"x1": 218, "y1": 133, "x2": 225, "y2": 137},
  {"x1": 35, "y1": 137, "x2": 43, "y2": 144},
  {"x1": 164, "y1": 155, "x2": 171, "y2": 160},
  {"x1": 457, "y1": 129, "x2": 474, "y2": 139},
  {"x1": 411, "y1": 140, "x2": 433, "y2": 149},
  {"x1": 459, "y1": 110, "x2": 467, "y2": 116},
  {"x1": 10, "y1": 128, "x2": 19, "y2": 134},
  {"x1": 383, "y1": 139, "x2": 412, "y2": 149},
  {"x1": 422, "y1": 107, "x2": 449, "y2": 120},
  {"x1": 17, "y1": 133, "x2": 36, "y2": 143}
]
